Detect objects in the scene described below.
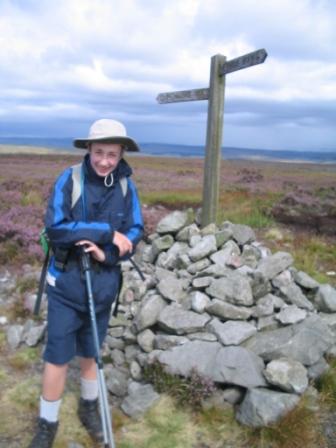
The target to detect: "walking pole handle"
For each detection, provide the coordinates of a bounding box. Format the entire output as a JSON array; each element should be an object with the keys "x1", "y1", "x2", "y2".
[{"x1": 79, "y1": 246, "x2": 91, "y2": 272}]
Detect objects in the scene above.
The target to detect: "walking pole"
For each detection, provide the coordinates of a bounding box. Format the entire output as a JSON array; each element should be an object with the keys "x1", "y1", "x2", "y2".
[{"x1": 80, "y1": 246, "x2": 115, "y2": 448}]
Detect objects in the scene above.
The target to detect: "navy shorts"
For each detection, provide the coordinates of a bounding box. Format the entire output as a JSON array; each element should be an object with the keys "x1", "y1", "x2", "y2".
[{"x1": 43, "y1": 298, "x2": 111, "y2": 365}]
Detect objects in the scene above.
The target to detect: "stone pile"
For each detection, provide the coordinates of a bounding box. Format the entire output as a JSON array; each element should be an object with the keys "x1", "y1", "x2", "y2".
[{"x1": 3, "y1": 210, "x2": 336, "y2": 427}]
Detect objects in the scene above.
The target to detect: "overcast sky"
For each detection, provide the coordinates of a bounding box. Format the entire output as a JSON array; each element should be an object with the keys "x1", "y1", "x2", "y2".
[{"x1": 0, "y1": 0, "x2": 335, "y2": 151}]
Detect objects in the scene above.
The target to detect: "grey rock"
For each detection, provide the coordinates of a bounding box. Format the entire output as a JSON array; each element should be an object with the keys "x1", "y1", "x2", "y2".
[
  {"x1": 24, "y1": 324, "x2": 46, "y2": 347},
  {"x1": 208, "y1": 319, "x2": 257, "y2": 345},
  {"x1": 241, "y1": 245, "x2": 261, "y2": 269},
  {"x1": 121, "y1": 382, "x2": 160, "y2": 418},
  {"x1": 154, "y1": 267, "x2": 176, "y2": 282},
  {"x1": 123, "y1": 327, "x2": 137, "y2": 344},
  {"x1": 188, "y1": 235, "x2": 217, "y2": 262},
  {"x1": 158, "y1": 304, "x2": 211, "y2": 335},
  {"x1": 245, "y1": 315, "x2": 334, "y2": 365},
  {"x1": 154, "y1": 334, "x2": 189, "y2": 350},
  {"x1": 307, "y1": 357, "x2": 330, "y2": 380},
  {"x1": 231, "y1": 224, "x2": 256, "y2": 246},
  {"x1": 206, "y1": 299, "x2": 254, "y2": 321},
  {"x1": 256, "y1": 251, "x2": 294, "y2": 280},
  {"x1": 192, "y1": 276, "x2": 213, "y2": 289},
  {"x1": 200, "y1": 223, "x2": 217, "y2": 236},
  {"x1": 160, "y1": 242, "x2": 190, "y2": 270},
  {"x1": 319, "y1": 312, "x2": 336, "y2": 332},
  {"x1": 130, "y1": 360, "x2": 142, "y2": 381},
  {"x1": 187, "y1": 332, "x2": 218, "y2": 342},
  {"x1": 106, "y1": 366, "x2": 129, "y2": 397},
  {"x1": 195, "y1": 264, "x2": 231, "y2": 278},
  {"x1": 124, "y1": 345, "x2": 141, "y2": 362},
  {"x1": 278, "y1": 282, "x2": 314, "y2": 310},
  {"x1": 187, "y1": 258, "x2": 211, "y2": 275},
  {"x1": 157, "y1": 277, "x2": 187, "y2": 304},
  {"x1": 190, "y1": 234, "x2": 202, "y2": 247},
  {"x1": 272, "y1": 270, "x2": 292, "y2": 288},
  {"x1": 236, "y1": 388, "x2": 300, "y2": 427},
  {"x1": 253, "y1": 294, "x2": 275, "y2": 317},
  {"x1": 111, "y1": 349, "x2": 126, "y2": 366},
  {"x1": 137, "y1": 329, "x2": 155, "y2": 353},
  {"x1": 134, "y1": 294, "x2": 167, "y2": 331},
  {"x1": 250, "y1": 271, "x2": 272, "y2": 300},
  {"x1": 105, "y1": 335, "x2": 125, "y2": 350},
  {"x1": 108, "y1": 327, "x2": 124, "y2": 338},
  {"x1": 314, "y1": 284, "x2": 336, "y2": 312},
  {"x1": 158, "y1": 341, "x2": 266, "y2": 388},
  {"x1": 263, "y1": 357, "x2": 308, "y2": 394},
  {"x1": 223, "y1": 387, "x2": 245, "y2": 405},
  {"x1": 151, "y1": 234, "x2": 175, "y2": 260},
  {"x1": 257, "y1": 315, "x2": 280, "y2": 331},
  {"x1": 210, "y1": 240, "x2": 240, "y2": 267},
  {"x1": 292, "y1": 270, "x2": 320, "y2": 290},
  {"x1": 206, "y1": 273, "x2": 253, "y2": 306},
  {"x1": 176, "y1": 223, "x2": 200, "y2": 243},
  {"x1": 156, "y1": 210, "x2": 192, "y2": 234},
  {"x1": 275, "y1": 305, "x2": 307, "y2": 324},
  {"x1": 176, "y1": 253, "x2": 191, "y2": 270},
  {"x1": 213, "y1": 346, "x2": 267, "y2": 388},
  {"x1": 7, "y1": 325, "x2": 24, "y2": 350},
  {"x1": 190, "y1": 291, "x2": 211, "y2": 313},
  {"x1": 215, "y1": 229, "x2": 233, "y2": 247}
]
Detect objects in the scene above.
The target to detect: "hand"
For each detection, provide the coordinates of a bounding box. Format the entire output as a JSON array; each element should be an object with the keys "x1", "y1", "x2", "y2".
[
  {"x1": 113, "y1": 231, "x2": 133, "y2": 257},
  {"x1": 76, "y1": 240, "x2": 106, "y2": 263}
]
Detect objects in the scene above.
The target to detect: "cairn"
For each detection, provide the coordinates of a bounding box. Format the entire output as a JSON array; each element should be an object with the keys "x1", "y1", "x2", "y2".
[{"x1": 4, "y1": 209, "x2": 336, "y2": 427}]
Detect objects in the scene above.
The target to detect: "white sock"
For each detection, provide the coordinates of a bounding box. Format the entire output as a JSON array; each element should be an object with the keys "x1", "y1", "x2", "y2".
[
  {"x1": 40, "y1": 396, "x2": 61, "y2": 423},
  {"x1": 80, "y1": 377, "x2": 98, "y2": 401}
]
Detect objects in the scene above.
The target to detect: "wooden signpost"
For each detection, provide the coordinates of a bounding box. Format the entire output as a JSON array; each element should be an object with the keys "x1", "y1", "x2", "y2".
[{"x1": 157, "y1": 48, "x2": 267, "y2": 227}]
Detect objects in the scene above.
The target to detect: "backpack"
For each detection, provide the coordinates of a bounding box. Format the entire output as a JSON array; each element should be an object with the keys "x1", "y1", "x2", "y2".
[{"x1": 34, "y1": 163, "x2": 128, "y2": 315}]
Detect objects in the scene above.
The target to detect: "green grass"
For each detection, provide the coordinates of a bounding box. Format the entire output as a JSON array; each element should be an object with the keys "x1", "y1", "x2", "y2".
[
  {"x1": 246, "y1": 395, "x2": 322, "y2": 448},
  {"x1": 140, "y1": 190, "x2": 201, "y2": 208},
  {"x1": 8, "y1": 346, "x2": 40, "y2": 370},
  {"x1": 316, "y1": 357, "x2": 336, "y2": 409}
]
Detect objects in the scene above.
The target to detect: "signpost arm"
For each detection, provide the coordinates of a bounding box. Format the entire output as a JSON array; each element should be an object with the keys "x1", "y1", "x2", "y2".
[{"x1": 201, "y1": 54, "x2": 226, "y2": 227}]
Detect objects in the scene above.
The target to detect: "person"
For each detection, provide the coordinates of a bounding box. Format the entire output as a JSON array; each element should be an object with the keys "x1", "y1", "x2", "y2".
[{"x1": 28, "y1": 119, "x2": 144, "y2": 447}]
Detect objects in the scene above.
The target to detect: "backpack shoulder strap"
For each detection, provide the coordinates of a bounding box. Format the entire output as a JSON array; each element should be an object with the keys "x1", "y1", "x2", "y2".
[
  {"x1": 71, "y1": 164, "x2": 128, "y2": 209},
  {"x1": 71, "y1": 163, "x2": 82, "y2": 208},
  {"x1": 120, "y1": 177, "x2": 128, "y2": 198}
]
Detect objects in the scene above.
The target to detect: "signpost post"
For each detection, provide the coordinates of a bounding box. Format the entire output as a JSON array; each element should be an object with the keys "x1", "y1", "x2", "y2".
[{"x1": 157, "y1": 48, "x2": 267, "y2": 227}]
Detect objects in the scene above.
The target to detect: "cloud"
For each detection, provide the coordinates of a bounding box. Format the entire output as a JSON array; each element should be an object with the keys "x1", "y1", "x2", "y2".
[{"x1": 0, "y1": 0, "x2": 335, "y2": 150}]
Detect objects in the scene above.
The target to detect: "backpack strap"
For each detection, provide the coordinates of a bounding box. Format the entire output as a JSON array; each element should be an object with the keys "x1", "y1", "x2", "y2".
[
  {"x1": 120, "y1": 177, "x2": 128, "y2": 198},
  {"x1": 71, "y1": 163, "x2": 82, "y2": 208},
  {"x1": 71, "y1": 163, "x2": 128, "y2": 211}
]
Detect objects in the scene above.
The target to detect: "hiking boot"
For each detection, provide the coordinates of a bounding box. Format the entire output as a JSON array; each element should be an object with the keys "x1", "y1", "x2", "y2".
[
  {"x1": 78, "y1": 397, "x2": 103, "y2": 443},
  {"x1": 28, "y1": 418, "x2": 58, "y2": 448}
]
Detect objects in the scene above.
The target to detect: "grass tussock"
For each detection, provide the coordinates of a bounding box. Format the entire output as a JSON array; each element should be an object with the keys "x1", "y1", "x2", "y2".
[
  {"x1": 316, "y1": 357, "x2": 336, "y2": 409},
  {"x1": 8, "y1": 346, "x2": 40, "y2": 370},
  {"x1": 246, "y1": 395, "x2": 322, "y2": 448},
  {"x1": 117, "y1": 395, "x2": 198, "y2": 448},
  {"x1": 218, "y1": 191, "x2": 279, "y2": 229}
]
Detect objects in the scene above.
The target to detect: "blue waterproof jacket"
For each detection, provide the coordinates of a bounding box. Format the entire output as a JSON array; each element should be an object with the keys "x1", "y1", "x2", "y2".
[{"x1": 45, "y1": 153, "x2": 143, "y2": 312}]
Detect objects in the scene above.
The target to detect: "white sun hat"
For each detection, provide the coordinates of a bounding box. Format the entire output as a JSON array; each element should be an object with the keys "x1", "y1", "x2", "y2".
[{"x1": 73, "y1": 118, "x2": 140, "y2": 151}]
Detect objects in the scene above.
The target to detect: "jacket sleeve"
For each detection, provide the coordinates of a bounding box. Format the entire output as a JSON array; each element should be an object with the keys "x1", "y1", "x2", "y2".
[
  {"x1": 103, "y1": 177, "x2": 144, "y2": 266},
  {"x1": 45, "y1": 167, "x2": 113, "y2": 248}
]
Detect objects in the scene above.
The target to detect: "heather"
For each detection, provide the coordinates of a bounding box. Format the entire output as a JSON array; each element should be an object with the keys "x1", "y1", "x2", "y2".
[
  {"x1": 1, "y1": 148, "x2": 336, "y2": 447},
  {"x1": 1, "y1": 149, "x2": 335, "y2": 283}
]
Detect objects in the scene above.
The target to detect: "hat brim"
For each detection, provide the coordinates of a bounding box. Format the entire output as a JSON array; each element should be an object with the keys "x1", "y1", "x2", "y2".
[{"x1": 73, "y1": 136, "x2": 140, "y2": 152}]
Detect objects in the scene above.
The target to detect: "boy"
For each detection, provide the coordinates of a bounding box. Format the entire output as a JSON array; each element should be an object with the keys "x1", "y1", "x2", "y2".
[{"x1": 29, "y1": 119, "x2": 144, "y2": 447}]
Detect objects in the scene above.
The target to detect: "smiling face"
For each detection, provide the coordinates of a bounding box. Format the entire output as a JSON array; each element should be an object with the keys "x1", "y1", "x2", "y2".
[{"x1": 89, "y1": 142, "x2": 123, "y2": 177}]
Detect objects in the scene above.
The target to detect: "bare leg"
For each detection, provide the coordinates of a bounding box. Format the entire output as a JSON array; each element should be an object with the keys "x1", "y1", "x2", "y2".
[
  {"x1": 42, "y1": 362, "x2": 68, "y2": 401},
  {"x1": 80, "y1": 357, "x2": 97, "y2": 380}
]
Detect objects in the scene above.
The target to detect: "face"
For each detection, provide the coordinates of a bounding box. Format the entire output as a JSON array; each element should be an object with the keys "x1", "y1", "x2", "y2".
[{"x1": 89, "y1": 142, "x2": 123, "y2": 177}]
